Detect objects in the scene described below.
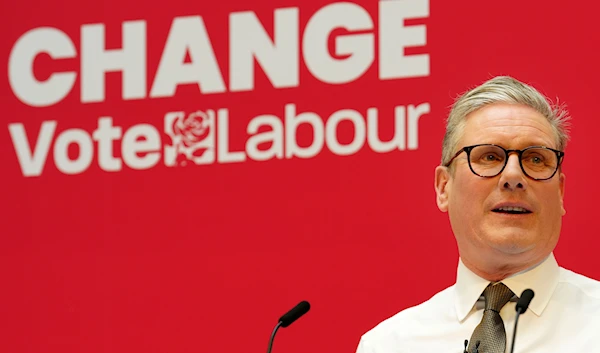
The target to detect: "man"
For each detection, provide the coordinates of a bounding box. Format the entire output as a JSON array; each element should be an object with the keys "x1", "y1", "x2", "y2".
[{"x1": 356, "y1": 76, "x2": 600, "y2": 353}]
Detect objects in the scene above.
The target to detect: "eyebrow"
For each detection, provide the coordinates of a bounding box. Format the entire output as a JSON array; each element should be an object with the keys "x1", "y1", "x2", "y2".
[{"x1": 478, "y1": 142, "x2": 556, "y2": 149}]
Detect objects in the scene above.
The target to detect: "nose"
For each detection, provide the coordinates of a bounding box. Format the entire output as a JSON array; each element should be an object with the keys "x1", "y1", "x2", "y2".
[{"x1": 498, "y1": 153, "x2": 527, "y2": 191}]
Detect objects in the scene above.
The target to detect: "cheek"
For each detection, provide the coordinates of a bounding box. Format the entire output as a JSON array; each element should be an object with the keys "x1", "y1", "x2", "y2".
[
  {"x1": 449, "y1": 179, "x2": 495, "y2": 227},
  {"x1": 448, "y1": 179, "x2": 482, "y2": 218},
  {"x1": 534, "y1": 186, "x2": 565, "y2": 228},
  {"x1": 547, "y1": 194, "x2": 566, "y2": 218}
]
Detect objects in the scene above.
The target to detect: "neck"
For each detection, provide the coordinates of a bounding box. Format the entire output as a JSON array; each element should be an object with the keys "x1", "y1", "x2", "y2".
[{"x1": 460, "y1": 254, "x2": 547, "y2": 282}]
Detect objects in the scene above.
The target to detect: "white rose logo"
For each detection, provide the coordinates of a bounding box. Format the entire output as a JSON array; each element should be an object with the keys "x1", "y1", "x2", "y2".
[{"x1": 164, "y1": 110, "x2": 216, "y2": 166}]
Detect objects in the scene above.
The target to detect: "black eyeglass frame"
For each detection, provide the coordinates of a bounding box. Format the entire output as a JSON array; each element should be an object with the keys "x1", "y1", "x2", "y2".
[{"x1": 444, "y1": 144, "x2": 565, "y2": 180}]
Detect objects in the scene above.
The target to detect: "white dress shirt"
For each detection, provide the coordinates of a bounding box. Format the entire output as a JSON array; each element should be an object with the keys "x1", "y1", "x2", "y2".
[{"x1": 356, "y1": 253, "x2": 600, "y2": 352}]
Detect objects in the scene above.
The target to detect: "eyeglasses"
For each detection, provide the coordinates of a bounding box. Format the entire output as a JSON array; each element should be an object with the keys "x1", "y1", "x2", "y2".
[{"x1": 445, "y1": 144, "x2": 565, "y2": 180}]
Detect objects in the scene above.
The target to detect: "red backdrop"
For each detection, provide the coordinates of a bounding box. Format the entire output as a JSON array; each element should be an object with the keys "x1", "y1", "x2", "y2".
[{"x1": 1, "y1": 1, "x2": 599, "y2": 353}]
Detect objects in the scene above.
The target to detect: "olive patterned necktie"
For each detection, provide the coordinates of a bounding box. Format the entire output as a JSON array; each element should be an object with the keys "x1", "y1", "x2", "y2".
[{"x1": 467, "y1": 283, "x2": 514, "y2": 353}]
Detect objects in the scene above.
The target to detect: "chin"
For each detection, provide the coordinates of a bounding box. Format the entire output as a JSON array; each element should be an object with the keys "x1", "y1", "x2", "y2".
[
  {"x1": 485, "y1": 231, "x2": 536, "y2": 255},
  {"x1": 491, "y1": 242, "x2": 534, "y2": 255}
]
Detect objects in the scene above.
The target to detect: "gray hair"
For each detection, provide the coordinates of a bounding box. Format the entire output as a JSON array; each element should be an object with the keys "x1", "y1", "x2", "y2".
[{"x1": 441, "y1": 76, "x2": 571, "y2": 166}]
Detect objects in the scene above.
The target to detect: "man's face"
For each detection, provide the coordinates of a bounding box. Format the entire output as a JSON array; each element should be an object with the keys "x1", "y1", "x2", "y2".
[{"x1": 434, "y1": 103, "x2": 566, "y2": 273}]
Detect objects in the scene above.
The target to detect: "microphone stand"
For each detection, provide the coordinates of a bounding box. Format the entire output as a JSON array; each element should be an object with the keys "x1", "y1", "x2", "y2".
[
  {"x1": 509, "y1": 309, "x2": 523, "y2": 353},
  {"x1": 267, "y1": 322, "x2": 283, "y2": 353}
]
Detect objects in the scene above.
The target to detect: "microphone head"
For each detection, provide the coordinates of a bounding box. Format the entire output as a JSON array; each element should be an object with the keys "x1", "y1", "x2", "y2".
[
  {"x1": 516, "y1": 289, "x2": 535, "y2": 314},
  {"x1": 278, "y1": 300, "x2": 310, "y2": 328}
]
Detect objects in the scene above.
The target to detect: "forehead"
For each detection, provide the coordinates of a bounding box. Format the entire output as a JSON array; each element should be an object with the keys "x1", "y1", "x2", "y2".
[{"x1": 459, "y1": 103, "x2": 557, "y2": 149}]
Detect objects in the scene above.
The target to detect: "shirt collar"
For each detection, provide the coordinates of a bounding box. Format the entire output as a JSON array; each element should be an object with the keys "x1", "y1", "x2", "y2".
[{"x1": 454, "y1": 253, "x2": 560, "y2": 321}]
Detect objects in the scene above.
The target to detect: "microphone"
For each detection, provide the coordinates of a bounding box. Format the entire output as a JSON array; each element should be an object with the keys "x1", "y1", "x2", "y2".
[
  {"x1": 509, "y1": 289, "x2": 534, "y2": 353},
  {"x1": 279, "y1": 300, "x2": 311, "y2": 327},
  {"x1": 515, "y1": 289, "x2": 534, "y2": 314},
  {"x1": 462, "y1": 339, "x2": 480, "y2": 353},
  {"x1": 266, "y1": 301, "x2": 311, "y2": 353}
]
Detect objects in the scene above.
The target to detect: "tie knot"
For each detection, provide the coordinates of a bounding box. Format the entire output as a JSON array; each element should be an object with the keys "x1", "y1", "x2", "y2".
[{"x1": 483, "y1": 283, "x2": 514, "y2": 312}]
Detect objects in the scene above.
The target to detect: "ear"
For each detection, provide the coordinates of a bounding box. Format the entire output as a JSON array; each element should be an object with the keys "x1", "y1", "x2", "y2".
[
  {"x1": 559, "y1": 172, "x2": 566, "y2": 215},
  {"x1": 435, "y1": 166, "x2": 451, "y2": 212}
]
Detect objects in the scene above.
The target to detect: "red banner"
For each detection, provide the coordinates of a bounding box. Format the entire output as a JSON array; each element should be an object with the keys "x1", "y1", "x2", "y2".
[{"x1": 1, "y1": 1, "x2": 599, "y2": 352}]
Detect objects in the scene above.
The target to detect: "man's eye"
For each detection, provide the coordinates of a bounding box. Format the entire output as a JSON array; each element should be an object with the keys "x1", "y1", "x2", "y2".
[{"x1": 530, "y1": 156, "x2": 544, "y2": 164}]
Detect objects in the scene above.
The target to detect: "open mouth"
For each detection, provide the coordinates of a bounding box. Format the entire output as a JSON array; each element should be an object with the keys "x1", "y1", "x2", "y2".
[{"x1": 492, "y1": 206, "x2": 532, "y2": 214}]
